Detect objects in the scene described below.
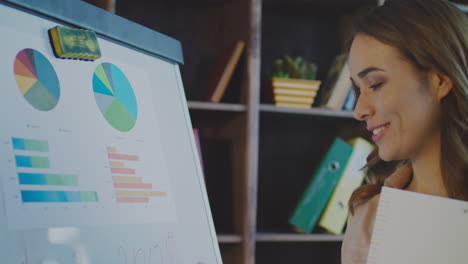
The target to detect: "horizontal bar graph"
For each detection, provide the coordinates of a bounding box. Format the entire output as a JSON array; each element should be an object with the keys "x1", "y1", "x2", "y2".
[
  {"x1": 18, "y1": 173, "x2": 78, "y2": 186},
  {"x1": 116, "y1": 197, "x2": 149, "y2": 203},
  {"x1": 10, "y1": 137, "x2": 100, "y2": 206},
  {"x1": 112, "y1": 176, "x2": 142, "y2": 182},
  {"x1": 109, "y1": 161, "x2": 125, "y2": 168},
  {"x1": 107, "y1": 146, "x2": 117, "y2": 153},
  {"x1": 115, "y1": 190, "x2": 167, "y2": 197},
  {"x1": 108, "y1": 153, "x2": 139, "y2": 161},
  {"x1": 113, "y1": 182, "x2": 152, "y2": 189},
  {"x1": 111, "y1": 168, "x2": 135, "y2": 174},
  {"x1": 21, "y1": 190, "x2": 98, "y2": 202},
  {"x1": 15, "y1": 155, "x2": 50, "y2": 168},
  {"x1": 107, "y1": 146, "x2": 167, "y2": 204},
  {"x1": 12, "y1": 138, "x2": 49, "y2": 152}
]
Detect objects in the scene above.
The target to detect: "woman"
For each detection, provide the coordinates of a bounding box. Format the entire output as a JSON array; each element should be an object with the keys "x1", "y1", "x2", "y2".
[{"x1": 341, "y1": 0, "x2": 468, "y2": 263}]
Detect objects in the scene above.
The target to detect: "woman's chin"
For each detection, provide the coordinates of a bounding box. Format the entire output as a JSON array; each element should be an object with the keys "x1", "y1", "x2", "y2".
[{"x1": 378, "y1": 149, "x2": 398, "y2": 162}]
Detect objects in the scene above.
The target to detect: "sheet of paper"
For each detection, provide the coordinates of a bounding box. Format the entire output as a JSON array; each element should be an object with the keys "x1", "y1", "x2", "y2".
[{"x1": 367, "y1": 187, "x2": 468, "y2": 264}]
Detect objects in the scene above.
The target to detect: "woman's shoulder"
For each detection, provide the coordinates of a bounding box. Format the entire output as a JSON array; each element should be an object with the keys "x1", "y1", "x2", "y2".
[
  {"x1": 347, "y1": 192, "x2": 381, "y2": 238},
  {"x1": 352, "y1": 192, "x2": 381, "y2": 215},
  {"x1": 341, "y1": 165, "x2": 412, "y2": 263},
  {"x1": 341, "y1": 193, "x2": 381, "y2": 264}
]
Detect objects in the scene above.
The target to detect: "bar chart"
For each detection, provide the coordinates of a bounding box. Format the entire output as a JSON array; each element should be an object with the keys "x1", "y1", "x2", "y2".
[
  {"x1": 15, "y1": 155, "x2": 50, "y2": 168},
  {"x1": 12, "y1": 137, "x2": 99, "y2": 203},
  {"x1": 106, "y1": 146, "x2": 167, "y2": 204},
  {"x1": 21, "y1": 190, "x2": 98, "y2": 202}
]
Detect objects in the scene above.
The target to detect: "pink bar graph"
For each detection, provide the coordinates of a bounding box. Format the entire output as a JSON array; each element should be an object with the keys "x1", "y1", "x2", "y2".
[
  {"x1": 113, "y1": 182, "x2": 153, "y2": 189},
  {"x1": 108, "y1": 153, "x2": 139, "y2": 161},
  {"x1": 116, "y1": 197, "x2": 149, "y2": 203},
  {"x1": 111, "y1": 168, "x2": 135, "y2": 174}
]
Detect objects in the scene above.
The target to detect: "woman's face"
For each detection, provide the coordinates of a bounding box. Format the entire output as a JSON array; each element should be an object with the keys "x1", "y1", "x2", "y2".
[{"x1": 349, "y1": 34, "x2": 443, "y2": 161}]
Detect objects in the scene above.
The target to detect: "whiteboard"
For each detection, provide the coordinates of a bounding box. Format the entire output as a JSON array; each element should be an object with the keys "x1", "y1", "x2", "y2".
[{"x1": 0, "y1": 2, "x2": 221, "y2": 263}]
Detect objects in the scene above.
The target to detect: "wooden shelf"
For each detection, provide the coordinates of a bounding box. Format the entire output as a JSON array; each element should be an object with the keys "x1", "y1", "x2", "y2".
[
  {"x1": 256, "y1": 233, "x2": 344, "y2": 242},
  {"x1": 116, "y1": 0, "x2": 377, "y2": 263},
  {"x1": 260, "y1": 104, "x2": 354, "y2": 118},
  {"x1": 188, "y1": 101, "x2": 246, "y2": 112},
  {"x1": 217, "y1": 234, "x2": 243, "y2": 243}
]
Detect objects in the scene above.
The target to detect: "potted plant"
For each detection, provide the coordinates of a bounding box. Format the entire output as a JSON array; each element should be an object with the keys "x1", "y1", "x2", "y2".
[{"x1": 271, "y1": 56, "x2": 321, "y2": 109}]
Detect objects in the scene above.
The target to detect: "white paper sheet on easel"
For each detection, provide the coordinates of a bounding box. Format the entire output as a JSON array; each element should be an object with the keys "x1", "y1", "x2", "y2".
[{"x1": 367, "y1": 187, "x2": 468, "y2": 264}]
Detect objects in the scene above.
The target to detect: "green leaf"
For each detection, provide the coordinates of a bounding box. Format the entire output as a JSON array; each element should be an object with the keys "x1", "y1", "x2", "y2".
[{"x1": 285, "y1": 56, "x2": 299, "y2": 78}]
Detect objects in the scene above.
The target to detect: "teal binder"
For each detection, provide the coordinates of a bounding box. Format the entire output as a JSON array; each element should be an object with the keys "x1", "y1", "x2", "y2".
[{"x1": 289, "y1": 138, "x2": 353, "y2": 233}]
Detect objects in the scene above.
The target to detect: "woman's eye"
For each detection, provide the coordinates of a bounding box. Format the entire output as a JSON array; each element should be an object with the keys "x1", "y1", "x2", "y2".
[{"x1": 370, "y1": 82, "x2": 383, "y2": 90}]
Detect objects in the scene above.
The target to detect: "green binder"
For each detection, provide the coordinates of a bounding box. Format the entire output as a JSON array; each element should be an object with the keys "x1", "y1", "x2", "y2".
[{"x1": 289, "y1": 138, "x2": 353, "y2": 233}]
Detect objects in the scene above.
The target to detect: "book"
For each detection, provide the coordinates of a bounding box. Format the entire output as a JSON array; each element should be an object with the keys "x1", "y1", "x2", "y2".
[
  {"x1": 314, "y1": 54, "x2": 346, "y2": 106},
  {"x1": 206, "y1": 40, "x2": 245, "y2": 103},
  {"x1": 289, "y1": 138, "x2": 353, "y2": 233},
  {"x1": 318, "y1": 137, "x2": 374, "y2": 234},
  {"x1": 315, "y1": 54, "x2": 352, "y2": 110},
  {"x1": 342, "y1": 86, "x2": 357, "y2": 111},
  {"x1": 321, "y1": 63, "x2": 352, "y2": 110},
  {"x1": 367, "y1": 187, "x2": 468, "y2": 264}
]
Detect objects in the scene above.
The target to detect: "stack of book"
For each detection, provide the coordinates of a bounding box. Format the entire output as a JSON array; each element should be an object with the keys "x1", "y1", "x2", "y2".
[
  {"x1": 289, "y1": 137, "x2": 374, "y2": 235},
  {"x1": 272, "y1": 78, "x2": 321, "y2": 109},
  {"x1": 315, "y1": 54, "x2": 356, "y2": 111}
]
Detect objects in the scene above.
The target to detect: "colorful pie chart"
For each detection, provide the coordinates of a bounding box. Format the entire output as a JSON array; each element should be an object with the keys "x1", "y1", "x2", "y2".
[
  {"x1": 14, "y1": 49, "x2": 60, "y2": 111},
  {"x1": 93, "y1": 63, "x2": 138, "y2": 132}
]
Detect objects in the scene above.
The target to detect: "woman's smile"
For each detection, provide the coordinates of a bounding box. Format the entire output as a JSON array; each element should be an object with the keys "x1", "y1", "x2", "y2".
[{"x1": 369, "y1": 123, "x2": 390, "y2": 143}]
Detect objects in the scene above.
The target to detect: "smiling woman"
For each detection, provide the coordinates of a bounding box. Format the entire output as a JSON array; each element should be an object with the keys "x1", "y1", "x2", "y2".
[{"x1": 340, "y1": 0, "x2": 468, "y2": 263}]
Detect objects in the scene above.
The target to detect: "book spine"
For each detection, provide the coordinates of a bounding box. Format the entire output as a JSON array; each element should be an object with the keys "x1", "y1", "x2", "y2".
[
  {"x1": 289, "y1": 138, "x2": 353, "y2": 233},
  {"x1": 325, "y1": 63, "x2": 352, "y2": 110},
  {"x1": 205, "y1": 44, "x2": 236, "y2": 101},
  {"x1": 342, "y1": 87, "x2": 357, "y2": 111},
  {"x1": 318, "y1": 138, "x2": 374, "y2": 234},
  {"x1": 315, "y1": 54, "x2": 346, "y2": 107},
  {"x1": 208, "y1": 41, "x2": 245, "y2": 103}
]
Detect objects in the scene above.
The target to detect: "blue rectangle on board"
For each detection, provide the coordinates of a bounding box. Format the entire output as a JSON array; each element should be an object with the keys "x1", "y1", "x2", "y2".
[{"x1": 15, "y1": 155, "x2": 32, "y2": 167}]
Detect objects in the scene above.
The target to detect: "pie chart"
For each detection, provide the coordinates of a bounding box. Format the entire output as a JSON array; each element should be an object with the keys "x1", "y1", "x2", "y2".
[
  {"x1": 93, "y1": 63, "x2": 137, "y2": 132},
  {"x1": 14, "y1": 49, "x2": 60, "y2": 111}
]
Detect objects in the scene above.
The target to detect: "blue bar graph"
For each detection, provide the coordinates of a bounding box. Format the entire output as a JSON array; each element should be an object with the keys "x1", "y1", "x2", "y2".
[
  {"x1": 21, "y1": 190, "x2": 98, "y2": 202},
  {"x1": 18, "y1": 173, "x2": 78, "y2": 186},
  {"x1": 19, "y1": 173, "x2": 47, "y2": 185},
  {"x1": 15, "y1": 155, "x2": 50, "y2": 168},
  {"x1": 12, "y1": 138, "x2": 25, "y2": 150},
  {"x1": 16, "y1": 155, "x2": 32, "y2": 167},
  {"x1": 12, "y1": 138, "x2": 49, "y2": 152}
]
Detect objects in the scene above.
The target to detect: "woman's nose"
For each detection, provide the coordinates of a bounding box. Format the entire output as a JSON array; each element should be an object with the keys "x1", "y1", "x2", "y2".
[{"x1": 353, "y1": 93, "x2": 374, "y2": 121}]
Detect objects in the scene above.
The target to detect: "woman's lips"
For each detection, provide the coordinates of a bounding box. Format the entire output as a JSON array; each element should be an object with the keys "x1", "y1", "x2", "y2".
[{"x1": 371, "y1": 123, "x2": 390, "y2": 143}]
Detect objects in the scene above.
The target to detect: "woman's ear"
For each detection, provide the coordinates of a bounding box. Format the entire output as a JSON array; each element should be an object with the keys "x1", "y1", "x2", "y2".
[{"x1": 431, "y1": 71, "x2": 453, "y2": 100}]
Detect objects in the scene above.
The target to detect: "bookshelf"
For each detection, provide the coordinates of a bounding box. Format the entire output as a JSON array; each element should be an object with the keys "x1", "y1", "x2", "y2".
[
  {"x1": 188, "y1": 101, "x2": 247, "y2": 112},
  {"x1": 105, "y1": 0, "x2": 379, "y2": 263},
  {"x1": 256, "y1": 233, "x2": 345, "y2": 242},
  {"x1": 260, "y1": 104, "x2": 354, "y2": 118}
]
